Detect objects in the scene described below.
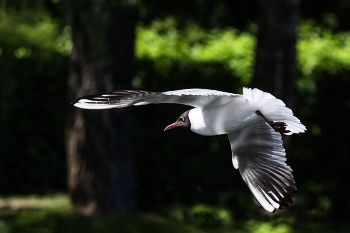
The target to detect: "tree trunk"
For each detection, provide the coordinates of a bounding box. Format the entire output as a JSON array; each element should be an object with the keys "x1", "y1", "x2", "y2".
[
  {"x1": 253, "y1": 0, "x2": 299, "y2": 109},
  {"x1": 66, "y1": 1, "x2": 138, "y2": 215}
]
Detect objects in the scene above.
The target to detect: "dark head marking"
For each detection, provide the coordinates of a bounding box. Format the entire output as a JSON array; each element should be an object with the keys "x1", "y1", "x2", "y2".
[{"x1": 164, "y1": 110, "x2": 191, "y2": 131}]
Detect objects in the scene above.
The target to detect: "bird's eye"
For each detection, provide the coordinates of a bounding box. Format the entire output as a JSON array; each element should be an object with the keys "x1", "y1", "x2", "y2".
[{"x1": 179, "y1": 117, "x2": 185, "y2": 121}]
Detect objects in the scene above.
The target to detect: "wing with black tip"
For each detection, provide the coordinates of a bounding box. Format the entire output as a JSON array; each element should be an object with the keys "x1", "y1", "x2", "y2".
[
  {"x1": 73, "y1": 89, "x2": 241, "y2": 109},
  {"x1": 228, "y1": 123, "x2": 296, "y2": 212}
]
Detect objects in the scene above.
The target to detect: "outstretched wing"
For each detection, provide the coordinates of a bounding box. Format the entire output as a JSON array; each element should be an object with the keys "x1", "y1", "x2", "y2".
[
  {"x1": 228, "y1": 123, "x2": 296, "y2": 212},
  {"x1": 73, "y1": 89, "x2": 241, "y2": 109}
]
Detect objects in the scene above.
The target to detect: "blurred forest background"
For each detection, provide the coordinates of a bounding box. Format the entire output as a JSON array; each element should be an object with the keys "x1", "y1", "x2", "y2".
[{"x1": 1, "y1": 0, "x2": 350, "y2": 232}]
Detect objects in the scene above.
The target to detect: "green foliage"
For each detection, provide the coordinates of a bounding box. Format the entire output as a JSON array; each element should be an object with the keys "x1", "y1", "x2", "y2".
[
  {"x1": 189, "y1": 204, "x2": 232, "y2": 227},
  {"x1": 136, "y1": 19, "x2": 350, "y2": 93},
  {"x1": 136, "y1": 18, "x2": 255, "y2": 85},
  {"x1": 1, "y1": 196, "x2": 350, "y2": 233},
  {"x1": 246, "y1": 222, "x2": 291, "y2": 233},
  {"x1": 170, "y1": 204, "x2": 232, "y2": 227},
  {"x1": 297, "y1": 21, "x2": 350, "y2": 93},
  {"x1": 0, "y1": 195, "x2": 231, "y2": 233},
  {"x1": 0, "y1": 10, "x2": 71, "y2": 56}
]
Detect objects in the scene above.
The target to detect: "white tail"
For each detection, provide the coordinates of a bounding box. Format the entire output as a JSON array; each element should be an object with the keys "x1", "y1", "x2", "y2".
[{"x1": 243, "y1": 88, "x2": 306, "y2": 135}]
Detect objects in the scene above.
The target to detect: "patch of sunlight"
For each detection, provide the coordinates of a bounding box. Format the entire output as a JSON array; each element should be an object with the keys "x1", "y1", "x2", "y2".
[
  {"x1": 137, "y1": 18, "x2": 350, "y2": 92},
  {"x1": 14, "y1": 46, "x2": 32, "y2": 58},
  {"x1": 246, "y1": 221, "x2": 291, "y2": 233},
  {"x1": 0, "y1": 10, "x2": 72, "y2": 56},
  {"x1": 297, "y1": 21, "x2": 350, "y2": 93},
  {"x1": 0, "y1": 194, "x2": 70, "y2": 211},
  {"x1": 136, "y1": 19, "x2": 255, "y2": 83},
  {"x1": 190, "y1": 204, "x2": 232, "y2": 227},
  {"x1": 54, "y1": 26, "x2": 72, "y2": 56}
]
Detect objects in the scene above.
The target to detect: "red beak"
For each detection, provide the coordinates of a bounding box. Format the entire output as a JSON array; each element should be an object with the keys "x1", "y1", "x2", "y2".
[{"x1": 164, "y1": 123, "x2": 178, "y2": 131}]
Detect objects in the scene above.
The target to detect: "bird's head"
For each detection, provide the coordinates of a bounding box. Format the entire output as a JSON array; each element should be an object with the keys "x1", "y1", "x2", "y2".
[{"x1": 164, "y1": 110, "x2": 191, "y2": 131}]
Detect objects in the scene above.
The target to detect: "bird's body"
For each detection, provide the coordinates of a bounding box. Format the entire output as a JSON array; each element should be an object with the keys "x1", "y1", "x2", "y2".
[
  {"x1": 74, "y1": 87, "x2": 306, "y2": 212},
  {"x1": 187, "y1": 99, "x2": 258, "y2": 136}
]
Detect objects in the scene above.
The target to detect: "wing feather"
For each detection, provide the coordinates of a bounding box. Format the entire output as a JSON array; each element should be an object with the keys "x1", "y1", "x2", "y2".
[
  {"x1": 228, "y1": 123, "x2": 296, "y2": 212},
  {"x1": 73, "y1": 89, "x2": 239, "y2": 109}
]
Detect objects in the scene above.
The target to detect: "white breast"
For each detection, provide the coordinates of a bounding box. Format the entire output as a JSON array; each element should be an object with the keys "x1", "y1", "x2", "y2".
[
  {"x1": 188, "y1": 99, "x2": 262, "y2": 136},
  {"x1": 188, "y1": 108, "x2": 209, "y2": 135}
]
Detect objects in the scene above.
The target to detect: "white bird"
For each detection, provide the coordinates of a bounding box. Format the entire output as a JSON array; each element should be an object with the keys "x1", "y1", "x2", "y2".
[{"x1": 73, "y1": 87, "x2": 306, "y2": 212}]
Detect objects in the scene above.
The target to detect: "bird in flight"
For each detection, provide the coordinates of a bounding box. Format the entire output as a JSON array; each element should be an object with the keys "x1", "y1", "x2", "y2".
[{"x1": 73, "y1": 87, "x2": 306, "y2": 212}]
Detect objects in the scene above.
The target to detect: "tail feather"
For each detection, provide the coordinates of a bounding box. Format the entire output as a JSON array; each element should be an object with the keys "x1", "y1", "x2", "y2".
[
  {"x1": 243, "y1": 88, "x2": 306, "y2": 135},
  {"x1": 285, "y1": 120, "x2": 306, "y2": 135}
]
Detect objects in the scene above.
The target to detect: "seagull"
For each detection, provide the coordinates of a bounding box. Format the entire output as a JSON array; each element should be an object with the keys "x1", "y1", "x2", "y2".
[{"x1": 73, "y1": 87, "x2": 306, "y2": 212}]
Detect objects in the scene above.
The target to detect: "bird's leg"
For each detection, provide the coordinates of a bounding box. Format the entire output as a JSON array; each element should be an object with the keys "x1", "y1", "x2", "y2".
[{"x1": 255, "y1": 110, "x2": 290, "y2": 133}]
